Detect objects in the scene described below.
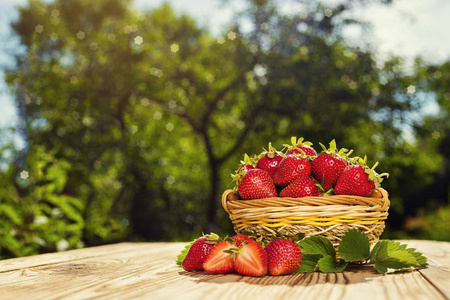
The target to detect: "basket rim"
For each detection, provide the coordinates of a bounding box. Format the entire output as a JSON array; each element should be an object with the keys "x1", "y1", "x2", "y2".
[{"x1": 221, "y1": 188, "x2": 390, "y2": 214}]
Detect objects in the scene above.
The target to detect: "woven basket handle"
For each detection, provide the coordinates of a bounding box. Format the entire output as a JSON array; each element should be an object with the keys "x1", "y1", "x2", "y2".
[
  {"x1": 222, "y1": 189, "x2": 238, "y2": 214},
  {"x1": 378, "y1": 188, "x2": 390, "y2": 210}
]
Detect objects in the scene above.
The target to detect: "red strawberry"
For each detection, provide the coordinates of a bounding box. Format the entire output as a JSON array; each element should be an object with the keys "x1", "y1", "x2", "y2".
[
  {"x1": 236, "y1": 168, "x2": 277, "y2": 200},
  {"x1": 334, "y1": 165, "x2": 374, "y2": 197},
  {"x1": 273, "y1": 154, "x2": 311, "y2": 186},
  {"x1": 284, "y1": 136, "x2": 317, "y2": 157},
  {"x1": 182, "y1": 237, "x2": 216, "y2": 271},
  {"x1": 234, "y1": 241, "x2": 268, "y2": 277},
  {"x1": 255, "y1": 143, "x2": 283, "y2": 178},
  {"x1": 265, "y1": 239, "x2": 302, "y2": 276},
  {"x1": 203, "y1": 241, "x2": 235, "y2": 274},
  {"x1": 237, "y1": 154, "x2": 255, "y2": 175},
  {"x1": 280, "y1": 177, "x2": 321, "y2": 198},
  {"x1": 311, "y1": 140, "x2": 350, "y2": 191},
  {"x1": 232, "y1": 234, "x2": 255, "y2": 247},
  {"x1": 334, "y1": 159, "x2": 389, "y2": 197}
]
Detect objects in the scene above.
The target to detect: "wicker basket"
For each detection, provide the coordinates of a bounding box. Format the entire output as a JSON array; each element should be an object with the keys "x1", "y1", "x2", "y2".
[{"x1": 221, "y1": 189, "x2": 390, "y2": 247}]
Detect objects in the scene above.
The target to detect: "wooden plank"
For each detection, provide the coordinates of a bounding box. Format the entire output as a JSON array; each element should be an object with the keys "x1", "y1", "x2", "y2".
[
  {"x1": 0, "y1": 241, "x2": 447, "y2": 300},
  {"x1": 401, "y1": 240, "x2": 450, "y2": 299},
  {"x1": 0, "y1": 242, "x2": 151, "y2": 273}
]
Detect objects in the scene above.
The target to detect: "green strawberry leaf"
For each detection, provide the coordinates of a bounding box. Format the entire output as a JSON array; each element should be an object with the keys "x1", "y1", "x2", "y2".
[
  {"x1": 318, "y1": 255, "x2": 348, "y2": 273},
  {"x1": 370, "y1": 240, "x2": 428, "y2": 273},
  {"x1": 406, "y1": 248, "x2": 429, "y2": 268},
  {"x1": 295, "y1": 254, "x2": 322, "y2": 273},
  {"x1": 299, "y1": 235, "x2": 336, "y2": 258},
  {"x1": 374, "y1": 260, "x2": 414, "y2": 274},
  {"x1": 175, "y1": 232, "x2": 220, "y2": 265},
  {"x1": 338, "y1": 228, "x2": 370, "y2": 262}
]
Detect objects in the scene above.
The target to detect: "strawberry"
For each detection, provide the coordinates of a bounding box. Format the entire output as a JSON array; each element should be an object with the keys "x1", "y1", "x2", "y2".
[
  {"x1": 284, "y1": 136, "x2": 317, "y2": 157},
  {"x1": 203, "y1": 241, "x2": 235, "y2": 274},
  {"x1": 233, "y1": 241, "x2": 268, "y2": 277},
  {"x1": 232, "y1": 234, "x2": 255, "y2": 247},
  {"x1": 265, "y1": 239, "x2": 302, "y2": 276},
  {"x1": 182, "y1": 237, "x2": 216, "y2": 271},
  {"x1": 273, "y1": 154, "x2": 311, "y2": 186},
  {"x1": 255, "y1": 143, "x2": 283, "y2": 178},
  {"x1": 235, "y1": 168, "x2": 277, "y2": 200},
  {"x1": 334, "y1": 165, "x2": 374, "y2": 197},
  {"x1": 236, "y1": 154, "x2": 255, "y2": 175},
  {"x1": 334, "y1": 158, "x2": 389, "y2": 197},
  {"x1": 280, "y1": 177, "x2": 321, "y2": 198},
  {"x1": 311, "y1": 139, "x2": 351, "y2": 191}
]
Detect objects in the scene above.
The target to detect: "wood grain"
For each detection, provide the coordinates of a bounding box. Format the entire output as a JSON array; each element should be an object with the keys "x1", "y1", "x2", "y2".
[{"x1": 0, "y1": 240, "x2": 448, "y2": 300}]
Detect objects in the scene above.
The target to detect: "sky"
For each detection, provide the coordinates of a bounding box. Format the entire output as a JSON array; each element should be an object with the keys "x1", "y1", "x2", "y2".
[{"x1": 0, "y1": 0, "x2": 449, "y2": 145}]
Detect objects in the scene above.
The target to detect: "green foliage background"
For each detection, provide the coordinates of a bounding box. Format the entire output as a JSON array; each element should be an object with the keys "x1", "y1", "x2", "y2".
[{"x1": 0, "y1": 0, "x2": 448, "y2": 259}]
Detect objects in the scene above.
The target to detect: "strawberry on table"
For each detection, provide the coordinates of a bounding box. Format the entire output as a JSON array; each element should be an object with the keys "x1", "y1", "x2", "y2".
[
  {"x1": 284, "y1": 136, "x2": 317, "y2": 157},
  {"x1": 255, "y1": 143, "x2": 283, "y2": 178},
  {"x1": 280, "y1": 177, "x2": 321, "y2": 198},
  {"x1": 203, "y1": 241, "x2": 235, "y2": 274},
  {"x1": 233, "y1": 241, "x2": 268, "y2": 277},
  {"x1": 181, "y1": 236, "x2": 217, "y2": 271},
  {"x1": 273, "y1": 154, "x2": 311, "y2": 187},
  {"x1": 232, "y1": 234, "x2": 255, "y2": 247},
  {"x1": 265, "y1": 239, "x2": 302, "y2": 276},
  {"x1": 234, "y1": 168, "x2": 277, "y2": 200},
  {"x1": 311, "y1": 139, "x2": 351, "y2": 191}
]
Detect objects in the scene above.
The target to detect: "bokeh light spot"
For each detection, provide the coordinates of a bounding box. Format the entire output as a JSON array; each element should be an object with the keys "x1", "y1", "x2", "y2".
[
  {"x1": 76, "y1": 31, "x2": 85, "y2": 40},
  {"x1": 227, "y1": 31, "x2": 237, "y2": 40},
  {"x1": 150, "y1": 67, "x2": 163, "y2": 78},
  {"x1": 20, "y1": 170, "x2": 29, "y2": 180},
  {"x1": 35, "y1": 24, "x2": 44, "y2": 33},
  {"x1": 165, "y1": 122, "x2": 174, "y2": 131},
  {"x1": 170, "y1": 43, "x2": 179, "y2": 53},
  {"x1": 134, "y1": 35, "x2": 143, "y2": 45}
]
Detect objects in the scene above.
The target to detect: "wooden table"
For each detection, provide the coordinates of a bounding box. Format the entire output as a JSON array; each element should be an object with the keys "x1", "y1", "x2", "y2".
[{"x1": 0, "y1": 240, "x2": 448, "y2": 299}]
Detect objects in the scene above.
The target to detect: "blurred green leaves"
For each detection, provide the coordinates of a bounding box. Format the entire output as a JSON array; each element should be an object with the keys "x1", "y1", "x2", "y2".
[{"x1": 0, "y1": 145, "x2": 84, "y2": 258}]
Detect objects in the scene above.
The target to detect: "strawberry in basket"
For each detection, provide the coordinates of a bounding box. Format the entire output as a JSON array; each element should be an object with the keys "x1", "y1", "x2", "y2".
[
  {"x1": 279, "y1": 177, "x2": 322, "y2": 197},
  {"x1": 233, "y1": 168, "x2": 277, "y2": 200},
  {"x1": 273, "y1": 153, "x2": 311, "y2": 187},
  {"x1": 311, "y1": 139, "x2": 352, "y2": 191},
  {"x1": 284, "y1": 136, "x2": 317, "y2": 157},
  {"x1": 334, "y1": 156, "x2": 389, "y2": 197},
  {"x1": 255, "y1": 143, "x2": 284, "y2": 178}
]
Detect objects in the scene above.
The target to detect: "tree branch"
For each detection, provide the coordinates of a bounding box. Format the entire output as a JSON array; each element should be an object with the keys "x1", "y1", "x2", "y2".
[
  {"x1": 132, "y1": 90, "x2": 199, "y2": 131},
  {"x1": 217, "y1": 102, "x2": 264, "y2": 165},
  {"x1": 200, "y1": 72, "x2": 247, "y2": 132}
]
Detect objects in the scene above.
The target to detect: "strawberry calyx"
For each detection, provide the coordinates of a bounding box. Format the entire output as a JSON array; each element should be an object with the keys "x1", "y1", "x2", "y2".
[
  {"x1": 256, "y1": 142, "x2": 282, "y2": 159},
  {"x1": 318, "y1": 139, "x2": 353, "y2": 161},
  {"x1": 351, "y1": 156, "x2": 389, "y2": 188},
  {"x1": 283, "y1": 136, "x2": 317, "y2": 157},
  {"x1": 236, "y1": 153, "x2": 256, "y2": 174}
]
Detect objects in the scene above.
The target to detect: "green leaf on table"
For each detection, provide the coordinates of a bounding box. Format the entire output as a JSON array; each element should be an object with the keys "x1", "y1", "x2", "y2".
[
  {"x1": 295, "y1": 254, "x2": 322, "y2": 273},
  {"x1": 318, "y1": 255, "x2": 348, "y2": 273},
  {"x1": 374, "y1": 260, "x2": 414, "y2": 274},
  {"x1": 338, "y1": 228, "x2": 370, "y2": 262},
  {"x1": 406, "y1": 247, "x2": 429, "y2": 268},
  {"x1": 370, "y1": 240, "x2": 428, "y2": 273},
  {"x1": 299, "y1": 235, "x2": 336, "y2": 257}
]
